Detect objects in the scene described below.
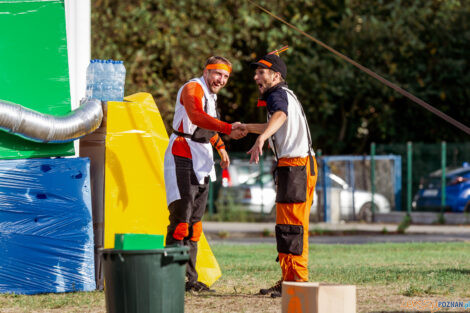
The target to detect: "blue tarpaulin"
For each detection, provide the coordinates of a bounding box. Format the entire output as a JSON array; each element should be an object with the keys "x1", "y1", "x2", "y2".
[{"x1": 0, "y1": 158, "x2": 95, "y2": 294}]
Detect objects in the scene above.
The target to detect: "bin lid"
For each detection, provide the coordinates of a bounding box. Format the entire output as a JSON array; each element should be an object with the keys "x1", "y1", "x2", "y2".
[{"x1": 114, "y1": 233, "x2": 164, "y2": 250}]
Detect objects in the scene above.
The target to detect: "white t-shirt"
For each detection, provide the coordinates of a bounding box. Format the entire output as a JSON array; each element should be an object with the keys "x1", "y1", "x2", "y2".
[{"x1": 267, "y1": 86, "x2": 314, "y2": 159}]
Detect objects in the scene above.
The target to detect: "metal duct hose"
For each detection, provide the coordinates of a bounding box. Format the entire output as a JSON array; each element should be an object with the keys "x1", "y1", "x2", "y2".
[{"x1": 0, "y1": 98, "x2": 103, "y2": 143}]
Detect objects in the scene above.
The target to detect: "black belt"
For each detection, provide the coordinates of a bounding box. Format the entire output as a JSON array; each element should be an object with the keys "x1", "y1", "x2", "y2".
[
  {"x1": 172, "y1": 128, "x2": 214, "y2": 144},
  {"x1": 172, "y1": 130, "x2": 191, "y2": 138}
]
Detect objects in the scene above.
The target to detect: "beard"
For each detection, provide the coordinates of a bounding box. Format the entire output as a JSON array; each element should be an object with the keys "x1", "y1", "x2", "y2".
[{"x1": 208, "y1": 81, "x2": 223, "y2": 94}]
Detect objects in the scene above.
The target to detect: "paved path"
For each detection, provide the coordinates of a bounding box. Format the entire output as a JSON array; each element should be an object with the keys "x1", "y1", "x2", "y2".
[
  {"x1": 204, "y1": 221, "x2": 470, "y2": 235},
  {"x1": 209, "y1": 233, "x2": 470, "y2": 245},
  {"x1": 204, "y1": 221, "x2": 470, "y2": 244}
]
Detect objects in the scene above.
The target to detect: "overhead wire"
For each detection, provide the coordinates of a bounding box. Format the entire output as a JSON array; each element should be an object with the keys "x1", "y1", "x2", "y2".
[{"x1": 247, "y1": 0, "x2": 470, "y2": 135}]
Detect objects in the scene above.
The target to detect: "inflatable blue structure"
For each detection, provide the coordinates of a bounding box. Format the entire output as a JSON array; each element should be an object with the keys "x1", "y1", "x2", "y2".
[{"x1": 0, "y1": 158, "x2": 95, "y2": 294}]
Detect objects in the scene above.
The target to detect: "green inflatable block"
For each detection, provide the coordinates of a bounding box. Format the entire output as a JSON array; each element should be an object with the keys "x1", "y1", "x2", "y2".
[
  {"x1": 0, "y1": 0, "x2": 74, "y2": 158},
  {"x1": 114, "y1": 234, "x2": 165, "y2": 250}
]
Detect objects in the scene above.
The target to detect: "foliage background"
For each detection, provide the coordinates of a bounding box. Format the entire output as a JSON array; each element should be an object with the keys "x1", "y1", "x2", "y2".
[{"x1": 91, "y1": 0, "x2": 469, "y2": 154}]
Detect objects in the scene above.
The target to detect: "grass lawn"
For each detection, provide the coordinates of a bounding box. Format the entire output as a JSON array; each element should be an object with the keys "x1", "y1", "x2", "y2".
[{"x1": 1, "y1": 242, "x2": 469, "y2": 312}]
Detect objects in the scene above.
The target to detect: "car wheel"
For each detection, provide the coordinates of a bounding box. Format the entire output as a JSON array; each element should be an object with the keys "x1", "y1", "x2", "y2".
[{"x1": 358, "y1": 203, "x2": 373, "y2": 222}]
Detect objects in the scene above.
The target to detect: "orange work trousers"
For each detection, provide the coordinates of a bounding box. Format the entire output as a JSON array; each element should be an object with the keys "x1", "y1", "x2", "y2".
[{"x1": 276, "y1": 155, "x2": 317, "y2": 282}]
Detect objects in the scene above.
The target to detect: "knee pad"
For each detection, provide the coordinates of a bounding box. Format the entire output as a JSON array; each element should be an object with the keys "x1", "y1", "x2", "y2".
[
  {"x1": 275, "y1": 224, "x2": 303, "y2": 255},
  {"x1": 190, "y1": 221, "x2": 202, "y2": 242},
  {"x1": 173, "y1": 222, "x2": 189, "y2": 241}
]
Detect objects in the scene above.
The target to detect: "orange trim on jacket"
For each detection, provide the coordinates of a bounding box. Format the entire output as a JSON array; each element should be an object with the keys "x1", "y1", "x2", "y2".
[
  {"x1": 210, "y1": 133, "x2": 225, "y2": 151},
  {"x1": 172, "y1": 122, "x2": 192, "y2": 159}
]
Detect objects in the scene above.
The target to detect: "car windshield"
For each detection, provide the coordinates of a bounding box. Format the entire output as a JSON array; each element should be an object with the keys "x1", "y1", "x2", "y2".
[
  {"x1": 424, "y1": 166, "x2": 470, "y2": 187},
  {"x1": 328, "y1": 173, "x2": 347, "y2": 189},
  {"x1": 424, "y1": 177, "x2": 442, "y2": 188}
]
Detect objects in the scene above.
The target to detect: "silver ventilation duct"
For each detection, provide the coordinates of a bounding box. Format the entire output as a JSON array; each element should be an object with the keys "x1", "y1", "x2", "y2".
[{"x1": 0, "y1": 98, "x2": 103, "y2": 143}]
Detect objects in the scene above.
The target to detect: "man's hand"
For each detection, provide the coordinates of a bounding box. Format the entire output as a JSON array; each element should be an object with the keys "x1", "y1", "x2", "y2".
[
  {"x1": 229, "y1": 122, "x2": 248, "y2": 139},
  {"x1": 246, "y1": 111, "x2": 286, "y2": 163},
  {"x1": 247, "y1": 135, "x2": 266, "y2": 164},
  {"x1": 218, "y1": 148, "x2": 230, "y2": 169}
]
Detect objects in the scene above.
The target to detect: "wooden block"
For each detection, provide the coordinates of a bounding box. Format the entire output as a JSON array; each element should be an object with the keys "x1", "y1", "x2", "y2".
[{"x1": 282, "y1": 282, "x2": 356, "y2": 313}]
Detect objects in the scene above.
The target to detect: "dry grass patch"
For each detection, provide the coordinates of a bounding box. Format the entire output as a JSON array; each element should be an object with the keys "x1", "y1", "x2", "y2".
[{"x1": 1, "y1": 242, "x2": 470, "y2": 312}]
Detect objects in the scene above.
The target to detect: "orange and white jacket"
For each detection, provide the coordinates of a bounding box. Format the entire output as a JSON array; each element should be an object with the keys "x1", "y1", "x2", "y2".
[{"x1": 164, "y1": 77, "x2": 231, "y2": 205}]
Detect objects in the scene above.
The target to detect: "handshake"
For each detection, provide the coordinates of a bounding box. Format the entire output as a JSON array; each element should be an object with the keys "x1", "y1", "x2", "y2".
[{"x1": 229, "y1": 122, "x2": 248, "y2": 140}]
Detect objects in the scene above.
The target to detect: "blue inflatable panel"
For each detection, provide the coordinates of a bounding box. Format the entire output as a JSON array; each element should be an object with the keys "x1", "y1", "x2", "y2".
[{"x1": 0, "y1": 158, "x2": 95, "y2": 294}]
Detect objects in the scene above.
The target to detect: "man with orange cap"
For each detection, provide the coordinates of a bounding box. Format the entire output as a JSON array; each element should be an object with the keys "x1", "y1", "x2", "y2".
[
  {"x1": 241, "y1": 53, "x2": 317, "y2": 298},
  {"x1": 164, "y1": 56, "x2": 245, "y2": 292}
]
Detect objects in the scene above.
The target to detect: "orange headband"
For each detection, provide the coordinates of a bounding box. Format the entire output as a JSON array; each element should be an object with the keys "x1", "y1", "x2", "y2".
[{"x1": 205, "y1": 63, "x2": 232, "y2": 73}]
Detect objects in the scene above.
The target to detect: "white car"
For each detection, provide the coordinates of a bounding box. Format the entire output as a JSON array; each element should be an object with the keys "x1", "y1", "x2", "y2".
[
  {"x1": 311, "y1": 173, "x2": 391, "y2": 222},
  {"x1": 217, "y1": 171, "x2": 391, "y2": 221},
  {"x1": 220, "y1": 158, "x2": 275, "y2": 188}
]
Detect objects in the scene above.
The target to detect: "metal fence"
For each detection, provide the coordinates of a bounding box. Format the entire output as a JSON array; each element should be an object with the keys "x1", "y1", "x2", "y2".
[
  {"x1": 208, "y1": 151, "x2": 401, "y2": 222},
  {"x1": 376, "y1": 142, "x2": 470, "y2": 213},
  {"x1": 316, "y1": 154, "x2": 401, "y2": 223},
  {"x1": 206, "y1": 142, "x2": 470, "y2": 222}
]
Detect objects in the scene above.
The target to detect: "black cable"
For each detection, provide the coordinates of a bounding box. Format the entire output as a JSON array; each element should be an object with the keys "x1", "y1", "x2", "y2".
[{"x1": 247, "y1": 0, "x2": 470, "y2": 135}]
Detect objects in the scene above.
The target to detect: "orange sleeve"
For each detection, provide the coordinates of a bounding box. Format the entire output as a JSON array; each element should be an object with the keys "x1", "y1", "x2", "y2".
[
  {"x1": 210, "y1": 133, "x2": 226, "y2": 151},
  {"x1": 181, "y1": 82, "x2": 232, "y2": 135}
]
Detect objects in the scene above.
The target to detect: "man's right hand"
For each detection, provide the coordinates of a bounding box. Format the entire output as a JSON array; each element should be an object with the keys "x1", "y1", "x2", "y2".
[{"x1": 229, "y1": 122, "x2": 248, "y2": 139}]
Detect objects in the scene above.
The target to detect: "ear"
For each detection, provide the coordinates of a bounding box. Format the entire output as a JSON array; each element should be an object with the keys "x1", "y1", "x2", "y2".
[{"x1": 273, "y1": 71, "x2": 282, "y2": 82}]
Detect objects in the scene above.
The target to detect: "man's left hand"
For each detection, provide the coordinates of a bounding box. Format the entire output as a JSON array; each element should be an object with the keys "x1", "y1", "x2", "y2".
[
  {"x1": 247, "y1": 135, "x2": 266, "y2": 164},
  {"x1": 218, "y1": 148, "x2": 230, "y2": 169}
]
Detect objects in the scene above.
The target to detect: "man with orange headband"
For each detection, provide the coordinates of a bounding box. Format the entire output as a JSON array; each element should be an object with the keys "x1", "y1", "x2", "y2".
[
  {"x1": 164, "y1": 56, "x2": 246, "y2": 292},
  {"x1": 241, "y1": 53, "x2": 317, "y2": 298}
]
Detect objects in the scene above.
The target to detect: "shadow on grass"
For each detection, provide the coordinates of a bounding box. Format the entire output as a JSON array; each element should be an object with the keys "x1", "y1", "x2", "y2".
[
  {"x1": 437, "y1": 268, "x2": 470, "y2": 275},
  {"x1": 186, "y1": 292, "x2": 274, "y2": 298}
]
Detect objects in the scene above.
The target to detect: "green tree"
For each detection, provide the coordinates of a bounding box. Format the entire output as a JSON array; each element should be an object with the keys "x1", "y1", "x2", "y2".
[{"x1": 91, "y1": 0, "x2": 469, "y2": 154}]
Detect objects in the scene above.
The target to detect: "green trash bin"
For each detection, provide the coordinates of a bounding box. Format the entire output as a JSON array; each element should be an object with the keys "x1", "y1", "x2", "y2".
[{"x1": 100, "y1": 246, "x2": 189, "y2": 313}]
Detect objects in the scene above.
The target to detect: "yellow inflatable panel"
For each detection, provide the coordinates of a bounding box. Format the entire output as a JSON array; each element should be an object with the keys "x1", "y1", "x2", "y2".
[{"x1": 104, "y1": 92, "x2": 221, "y2": 286}]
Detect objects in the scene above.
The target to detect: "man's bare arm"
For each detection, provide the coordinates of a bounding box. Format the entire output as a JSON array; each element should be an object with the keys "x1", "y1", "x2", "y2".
[
  {"x1": 247, "y1": 111, "x2": 287, "y2": 163},
  {"x1": 244, "y1": 123, "x2": 268, "y2": 135}
]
